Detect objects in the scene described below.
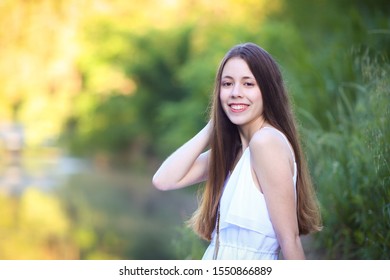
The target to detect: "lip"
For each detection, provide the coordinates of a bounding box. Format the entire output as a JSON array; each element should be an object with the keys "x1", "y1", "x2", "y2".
[{"x1": 229, "y1": 103, "x2": 249, "y2": 113}]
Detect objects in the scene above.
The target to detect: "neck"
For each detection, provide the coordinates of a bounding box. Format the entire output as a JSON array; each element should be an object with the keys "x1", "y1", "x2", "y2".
[{"x1": 237, "y1": 117, "x2": 267, "y2": 150}]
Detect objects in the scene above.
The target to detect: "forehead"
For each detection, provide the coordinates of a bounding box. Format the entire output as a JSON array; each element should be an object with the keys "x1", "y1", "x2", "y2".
[{"x1": 221, "y1": 57, "x2": 254, "y2": 78}]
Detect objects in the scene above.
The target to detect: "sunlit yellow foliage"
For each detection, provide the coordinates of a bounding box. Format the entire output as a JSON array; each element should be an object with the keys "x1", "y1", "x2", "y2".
[
  {"x1": 0, "y1": 0, "x2": 84, "y2": 146},
  {"x1": 86, "y1": 66, "x2": 137, "y2": 96},
  {"x1": 0, "y1": 0, "x2": 278, "y2": 148}
]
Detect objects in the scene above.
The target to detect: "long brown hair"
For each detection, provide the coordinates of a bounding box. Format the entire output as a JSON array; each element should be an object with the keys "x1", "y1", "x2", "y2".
[{"x1": 189, "y1": 42, "x2": 322, "y2": 241}]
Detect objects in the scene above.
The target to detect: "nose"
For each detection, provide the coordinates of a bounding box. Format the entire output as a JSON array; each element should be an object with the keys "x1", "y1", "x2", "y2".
[{"x1": 230, "y1": 84, "x2": 243, "y2": 98}]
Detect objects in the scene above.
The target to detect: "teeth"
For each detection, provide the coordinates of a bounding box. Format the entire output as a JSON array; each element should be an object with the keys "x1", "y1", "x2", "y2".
[{"x1": 231, "y1": 104, "x2": 247, "y2": 110}]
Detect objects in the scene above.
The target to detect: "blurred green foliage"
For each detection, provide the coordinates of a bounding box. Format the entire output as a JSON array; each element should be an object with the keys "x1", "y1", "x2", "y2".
[
  {"x1": 0, "y1": 0, "x2": 389, "y2": 259},
  {"x1": 303, "y1": 46, "x2": 390, "y2": 259}
]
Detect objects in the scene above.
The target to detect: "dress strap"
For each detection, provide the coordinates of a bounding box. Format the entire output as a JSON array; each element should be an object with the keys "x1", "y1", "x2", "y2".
[{"x1": 213, "y1": 207, "x2": 220, "y2": 260}]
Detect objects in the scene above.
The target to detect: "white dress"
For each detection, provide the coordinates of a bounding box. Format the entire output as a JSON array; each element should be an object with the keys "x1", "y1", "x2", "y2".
[{"x1": 202, "y1": 127, "x2": 297, "y2": 260}]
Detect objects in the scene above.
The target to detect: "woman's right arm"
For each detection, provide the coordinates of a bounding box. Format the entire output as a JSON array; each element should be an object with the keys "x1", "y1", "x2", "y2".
[{"x1": 152, "y1": 122, "x2": 212, "y2": 191}]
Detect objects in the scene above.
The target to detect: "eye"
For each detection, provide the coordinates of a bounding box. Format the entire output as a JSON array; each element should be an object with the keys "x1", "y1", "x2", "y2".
[
  {"x1": 221, "y1": 81, "x2": 233, "y2": 87},
  {"x1": 244, "y1": 82, "x2": 255, "y2": 87}
]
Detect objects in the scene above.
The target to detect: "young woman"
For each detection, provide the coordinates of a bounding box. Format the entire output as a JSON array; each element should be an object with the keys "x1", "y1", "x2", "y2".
[{"x1": 153, "y1": 42, "x2": 322, "y2": 260}]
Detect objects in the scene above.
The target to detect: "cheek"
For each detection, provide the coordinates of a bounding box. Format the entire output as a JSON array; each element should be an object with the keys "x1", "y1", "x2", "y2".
[
  {"x1": 218, "y1": 91, "x2": 227, "y2": 111},
  {"x1": 219, "y1": 88, "x2": 228, "y2": 100},
  {"x1": 219, "y1": 89, "x2": 230, "y2": 108},
  {"x1": 250, "y1": 90, "x2": 263, "y2": 104},
  {"x1": 254, "y1": 96, "x2": 264, "y2": 114}
]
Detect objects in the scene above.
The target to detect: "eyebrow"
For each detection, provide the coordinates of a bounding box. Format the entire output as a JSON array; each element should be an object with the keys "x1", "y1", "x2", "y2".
[{"x1": 222, "y1": 75, "x2": 255, "y2": 80}]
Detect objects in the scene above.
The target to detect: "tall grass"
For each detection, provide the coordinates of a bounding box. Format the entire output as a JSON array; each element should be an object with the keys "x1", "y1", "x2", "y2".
[{"x1": 302, "y1": 46, "x2": 390, "y2": 259}]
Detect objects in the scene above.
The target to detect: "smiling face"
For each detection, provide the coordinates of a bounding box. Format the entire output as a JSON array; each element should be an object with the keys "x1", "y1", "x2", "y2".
[{"x1": 219, "y1": 57, "x2": 265, "y2": 131}]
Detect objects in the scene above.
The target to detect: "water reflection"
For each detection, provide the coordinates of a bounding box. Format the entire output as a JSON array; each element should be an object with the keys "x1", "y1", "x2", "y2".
[
  {"x1": 0, "y1": 149, "x2": 205, "y2": 259},
  {"x1": 0, "y1": 163, "x2": 26, "y2": 194},
  {"x1": 0, "y1": 155, "x2": 87, "y2": 195}
]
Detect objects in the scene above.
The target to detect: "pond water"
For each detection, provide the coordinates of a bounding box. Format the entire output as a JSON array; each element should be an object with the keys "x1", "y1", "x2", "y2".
[{"x1": 0, "y1": 149, "x2": 206, "y2": 260}]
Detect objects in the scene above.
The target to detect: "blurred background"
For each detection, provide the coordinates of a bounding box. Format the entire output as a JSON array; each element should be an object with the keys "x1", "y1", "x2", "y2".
[{"x1": 0, "y1": 0, "x2": 389, "y2": 260}]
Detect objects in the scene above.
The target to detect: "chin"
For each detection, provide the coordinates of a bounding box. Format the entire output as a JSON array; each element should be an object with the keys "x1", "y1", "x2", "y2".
[{"x1": 227, "y1": 118, "x2": 246, "y2": 126}]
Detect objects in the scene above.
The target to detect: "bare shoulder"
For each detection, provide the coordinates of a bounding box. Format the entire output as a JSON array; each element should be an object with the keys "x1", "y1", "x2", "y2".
[
  {"x1": 249, "y1": 127, "x2": 287, "y2": 152},
  {"x1": 249, "y1": 127, "x2": 295, "y2": 188}
]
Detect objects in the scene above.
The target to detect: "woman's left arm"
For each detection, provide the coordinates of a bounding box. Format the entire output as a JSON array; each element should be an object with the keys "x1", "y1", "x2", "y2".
[{"x1": 249, "y1": 130, "x2": 305, "y2": 260}]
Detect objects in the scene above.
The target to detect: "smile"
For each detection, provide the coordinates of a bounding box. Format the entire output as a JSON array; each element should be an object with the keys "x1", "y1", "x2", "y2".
[{"x1": 229, "y1": 104, "x2": 249, "y2": 113}]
